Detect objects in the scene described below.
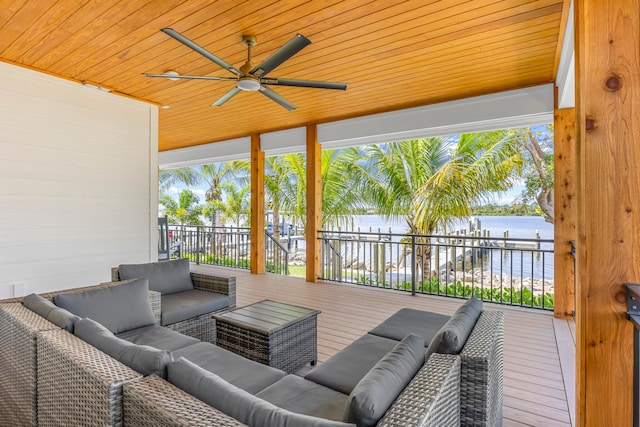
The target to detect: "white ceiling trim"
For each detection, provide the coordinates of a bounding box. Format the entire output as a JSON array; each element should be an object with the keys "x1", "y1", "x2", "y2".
[
  {"x1": 556, "y1": 0, "x2": 575, "y2": 109},
  {"x1": 159, "y1": 137, "x2": 251, "y2": 168},
  {"x1": 159, "y1": 84, "x2": 554, "y2": 168}
]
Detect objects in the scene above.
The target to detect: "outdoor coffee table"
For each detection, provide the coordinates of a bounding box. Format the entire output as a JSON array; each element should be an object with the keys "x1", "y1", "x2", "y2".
[{"x1": 213, "y1": 300, "x2": 321, "y2": 373}]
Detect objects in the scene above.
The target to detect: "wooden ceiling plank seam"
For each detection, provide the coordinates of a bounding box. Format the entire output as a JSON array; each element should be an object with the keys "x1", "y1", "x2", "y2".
[
  {"x1": 153, "y1": 60, "x2": 555, "y2": 127},
  {"x1": 114, "y1": 2, "x2": 470, "y2": 96},
  {"x1": 0, "y1": 0, "x2": 59, "y2": 54},
  {"x1": 159, "y1": 62, "x2": 554, "y2": 123},
  {"x1": 28, "y1": 0, "x2": 156, "y2": 70},
  {"x1": 0, "y1": 0, "x2": 30, "y2": 34},
  {"x1": 105, "y1": 0, "x2": 380, "y2": 89},
  {"x1": 157, "y1": 71, "x2": 553, "y2": 150},
  {"x1": 158, "y1": 55, "x2": 554, "y2": 121},
  {"x1": 87, "y1": 0, "x2": 346, "y2": 85},
  {"x1": 142, "y1": 24, "x2": 560, "y2": 106},
  {"x1": 83, "y1": 0, "x2": 284, "y2": 82},
  {"x1": 1, "y1": 0, "x2": 91, "y2": 60},
  {"x1": 128, "y1": 7, "x2": 562, "y2": 100},
  {"x1": 50, "y1": 0, "x2": 195, "y2": 76}
]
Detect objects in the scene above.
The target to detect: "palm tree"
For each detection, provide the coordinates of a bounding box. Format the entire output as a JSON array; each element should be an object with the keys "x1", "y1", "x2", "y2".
[
  {"x1": 159, "y1": 167, "x2": 200, "y2": 192},
  {"x1": 349, "y1": 133, "x2": 522, "y2": 276},
  {"x1": 264, "y1": 154, "x2": 306, "y2": 240},
  {"x1": 159, "y1": 189, "x2": 203, "y2": 226},
  {"x1": 321, "y1": 147, "x2": 368, "y2": 229},
  {"x1": 222, "y1": 181, "x2": 251, "y2": 227},
  {"x1": 200, "y1": 161, "x2": 250, "y2": 227}
]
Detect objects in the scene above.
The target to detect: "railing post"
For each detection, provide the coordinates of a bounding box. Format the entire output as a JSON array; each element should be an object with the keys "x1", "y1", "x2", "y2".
[
  {"x1": 196, "y1": 226, "x2": 200, "y2": 265},
  {"x1": 411, "y1": 235, "x2": 416, "y2": 296}
]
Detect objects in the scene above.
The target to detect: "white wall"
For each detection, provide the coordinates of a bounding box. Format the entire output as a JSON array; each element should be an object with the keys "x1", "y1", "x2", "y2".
[{"x1": 0, "y1": 62, "x2": 158, "y2": 299}]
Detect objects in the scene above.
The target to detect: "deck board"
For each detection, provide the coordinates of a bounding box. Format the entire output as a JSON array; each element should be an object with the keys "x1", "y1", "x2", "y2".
[{"x1": 195, "y1": 265, "x2": 574, "y2": 426}]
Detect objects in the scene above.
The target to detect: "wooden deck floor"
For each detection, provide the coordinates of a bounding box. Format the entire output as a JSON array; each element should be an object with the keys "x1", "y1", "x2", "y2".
[{"x1": 195, "y1": 265, "x2": 575, "y2": 427}]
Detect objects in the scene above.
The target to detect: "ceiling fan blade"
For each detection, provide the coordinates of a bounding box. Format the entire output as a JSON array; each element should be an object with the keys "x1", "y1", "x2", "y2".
[
  {"x1": 259, "y1": 86, "x2": 297, "y2": 111},
  {"x1": 161, "y1": 28, "x2": 243, "y2": 76},
  {"x1": 145, "y1": 73, "x2": 237, "y2": 81},
  {"x1": 261, "y1": 77, "x2": 347, "y2": 90},
  {"x1": 212, "y1": 87, "x2": 242, "y2": 107},
  {"x1": 250, "y1": 34, "x2": 311, "y2": 78}
]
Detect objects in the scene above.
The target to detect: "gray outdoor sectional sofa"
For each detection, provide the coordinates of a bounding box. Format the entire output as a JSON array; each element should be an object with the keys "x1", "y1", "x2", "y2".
[{"x1": 0, "y1": 260, "x2": 503, "y2": 427}]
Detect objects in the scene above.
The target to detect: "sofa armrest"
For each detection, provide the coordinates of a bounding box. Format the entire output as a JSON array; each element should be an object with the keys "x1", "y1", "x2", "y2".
[
  {"x1": 124, "y1": 375, "x2": 247, "y2": 426},
  {"x1": 36, "y1": 329, "x2": 142, "y2": 426},
  {"x1": 190, "y1": 272, "x2": 236, "y2": 310},
  {"x1": 459, "y1": 310, "x2": 504, "y2": 427},
  {"x1": 0, "y1": 303, "x2": 60, "y2": 426},
  {"x1": 377, "y1": 353, "x2": 461, "y2": 427}
]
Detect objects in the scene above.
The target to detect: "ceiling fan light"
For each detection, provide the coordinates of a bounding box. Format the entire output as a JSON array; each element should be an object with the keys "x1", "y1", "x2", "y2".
[
  {"x1": 237, "y1": 77, "x2": 261, "y2": 91},
  {"x1": 165, "y1": 71, "x2": 180, "y2": 81}
]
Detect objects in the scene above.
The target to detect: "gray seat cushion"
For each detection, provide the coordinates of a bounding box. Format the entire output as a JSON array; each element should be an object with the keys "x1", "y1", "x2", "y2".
[
  {"x1": 167, "y1": 357, "x2": 353, "y2": 427},
  {"x1": 343, "y1": 334, "x2": 425, "y2": 427},
  {"x1": 368, "y1": 307, "x2": 450, "y2": 347},
  {"x1": 160, "y1": 290, "x2": 229, "y2": 326},
  {"x1": 116, "y1": 324, "x2": 199, "y2": 352},
  {"x1": 118, "y1": 258, "x2": 193, "y2": 295},
  {"x1": 257, "y1": 374, "x2": 349, "y2": 422},
  {"x1": 172, "y1": 342, "x2": 285, "y2": 394},
  {"x1": 23, "y1": 293, "x2": 80, "y2": 332},
  {"x1": 426, "y1": 298, "x2": 483, "y2": 358},
  {"x1": 75, "y1": 317, "x2": 173, "y2": 378},
  {"x1": 305, "y1": 334, "x2": 398, "y2": 395},
  {"x1": 54, "y1": 278, "x2": 156, "y2": 334}
]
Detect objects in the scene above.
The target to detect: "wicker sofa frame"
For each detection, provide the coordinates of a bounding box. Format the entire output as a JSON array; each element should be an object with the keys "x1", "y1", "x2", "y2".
[
  {"x1": 111, "y1": 267, "x2": 236, "y2": 344},
  {"x1": 0, "y1": 277, "x2": 501, "y2": 426}
]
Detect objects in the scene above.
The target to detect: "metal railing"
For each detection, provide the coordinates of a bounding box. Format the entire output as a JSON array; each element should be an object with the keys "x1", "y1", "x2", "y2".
[
  {"x1": 626, "y1": 283, "x2": 640, "y2": 427},
  {"x1": 318, "y1": 229, "x2": 555, "y2": 310},
  {"x1": 265, "y1": 233, "x2": 289, "y2": 275},
  {"x1": 168, "y1": 224, "x2": 289, "y2": 273},
  {"x1": 169, "y1": 225, "x2": 251, "y2": 270}
]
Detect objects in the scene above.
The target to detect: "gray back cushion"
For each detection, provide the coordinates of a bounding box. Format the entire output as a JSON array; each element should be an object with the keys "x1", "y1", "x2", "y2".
[
  {"x1": 23, "y1": 293, "x2": 80, "y2": 332},
  {"x1": 55, "y1": 278, "x2": 156, "y2": 334},
  {"x1": 425, "y1": 298, "x2": 483, "y2": 358},
  {"x1": 118, "y1": 259, "x2": 193, "y2": 295},
  {"x1": 168, "y1": 357, "x2": 354, "y2": 427},
  {"x1": 344, "y1": 334, "x2": 425, "y2": 427},
  {"x1": 75, "y1": 317, "x2": 172, "y2": 378}
]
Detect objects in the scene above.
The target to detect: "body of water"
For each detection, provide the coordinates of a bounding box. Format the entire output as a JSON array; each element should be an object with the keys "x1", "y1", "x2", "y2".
[
  {"x1": 349, "y1": 214, "x2": 553, "y2": 240},
  {"x1": 336, "y1": 215, "x2": 554, "y2": 280}
]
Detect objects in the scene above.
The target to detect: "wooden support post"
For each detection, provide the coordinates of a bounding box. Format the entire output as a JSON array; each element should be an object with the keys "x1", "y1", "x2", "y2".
[
  {"x1": 306, "y1": 124, "x2": 321, "y2": 283},
  {"x1": 553, "y1": 106, "x2": 576, "y2": 319},
  {"x1": 250, "y1": 134, "x2": 265, "y2": 274},
  {"x1": 575, "y1": 0, "x2": 640, "y2": 425}
]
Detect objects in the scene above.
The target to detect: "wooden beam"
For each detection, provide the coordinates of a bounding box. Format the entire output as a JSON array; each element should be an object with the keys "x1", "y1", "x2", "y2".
[
  {"x1": 575, "y1": 0, "x2": 640, "y2": 425},
  {"x1": 553, "y1": 105, "x2": 576, "y2": 319},
  {"x1": 250, "y1": 134, "x2": 265, "y2": 274},
  {"x1": 306, "y1": 124, "x2": 321, "y2": 282}
]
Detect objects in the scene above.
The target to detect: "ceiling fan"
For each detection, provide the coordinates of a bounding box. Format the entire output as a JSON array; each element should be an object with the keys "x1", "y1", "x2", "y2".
[{"x1": 145, "y1": 28, "x2": 348, "y2": 111}]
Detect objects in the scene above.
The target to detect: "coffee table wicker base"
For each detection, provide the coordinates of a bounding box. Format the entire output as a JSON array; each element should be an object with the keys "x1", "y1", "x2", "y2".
[{"x1": 216, "y1": 313, "x2": 318, "y2": 374}]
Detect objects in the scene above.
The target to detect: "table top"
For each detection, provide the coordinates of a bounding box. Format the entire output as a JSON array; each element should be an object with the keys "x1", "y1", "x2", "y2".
[{"x1": 214, "y1": 300, "x2": 321, "y2": 335}]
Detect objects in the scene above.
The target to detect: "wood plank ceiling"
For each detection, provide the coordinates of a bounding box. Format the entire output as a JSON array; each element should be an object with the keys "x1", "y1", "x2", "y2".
[{"x1": 0, "y1": 0, "x2": 569, "y2": 152}]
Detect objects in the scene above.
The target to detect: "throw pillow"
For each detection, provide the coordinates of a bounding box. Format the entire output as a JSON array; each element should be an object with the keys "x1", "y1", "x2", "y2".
[
  {"x1": 425, "y1": 298, "x2": 483, "y2": 358},
  {"x1": 75, "y1": 317, "x2": 172, "y2": 378},
  {"x1": 55, "y1": 278, "x2": 156, "y2": 334},
  {"x1": 343, "y1": 333, "x2": 425, "y2": 427},
  {"x1": 118, "y1": 258, "x2": 193, "y2": 295}
]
